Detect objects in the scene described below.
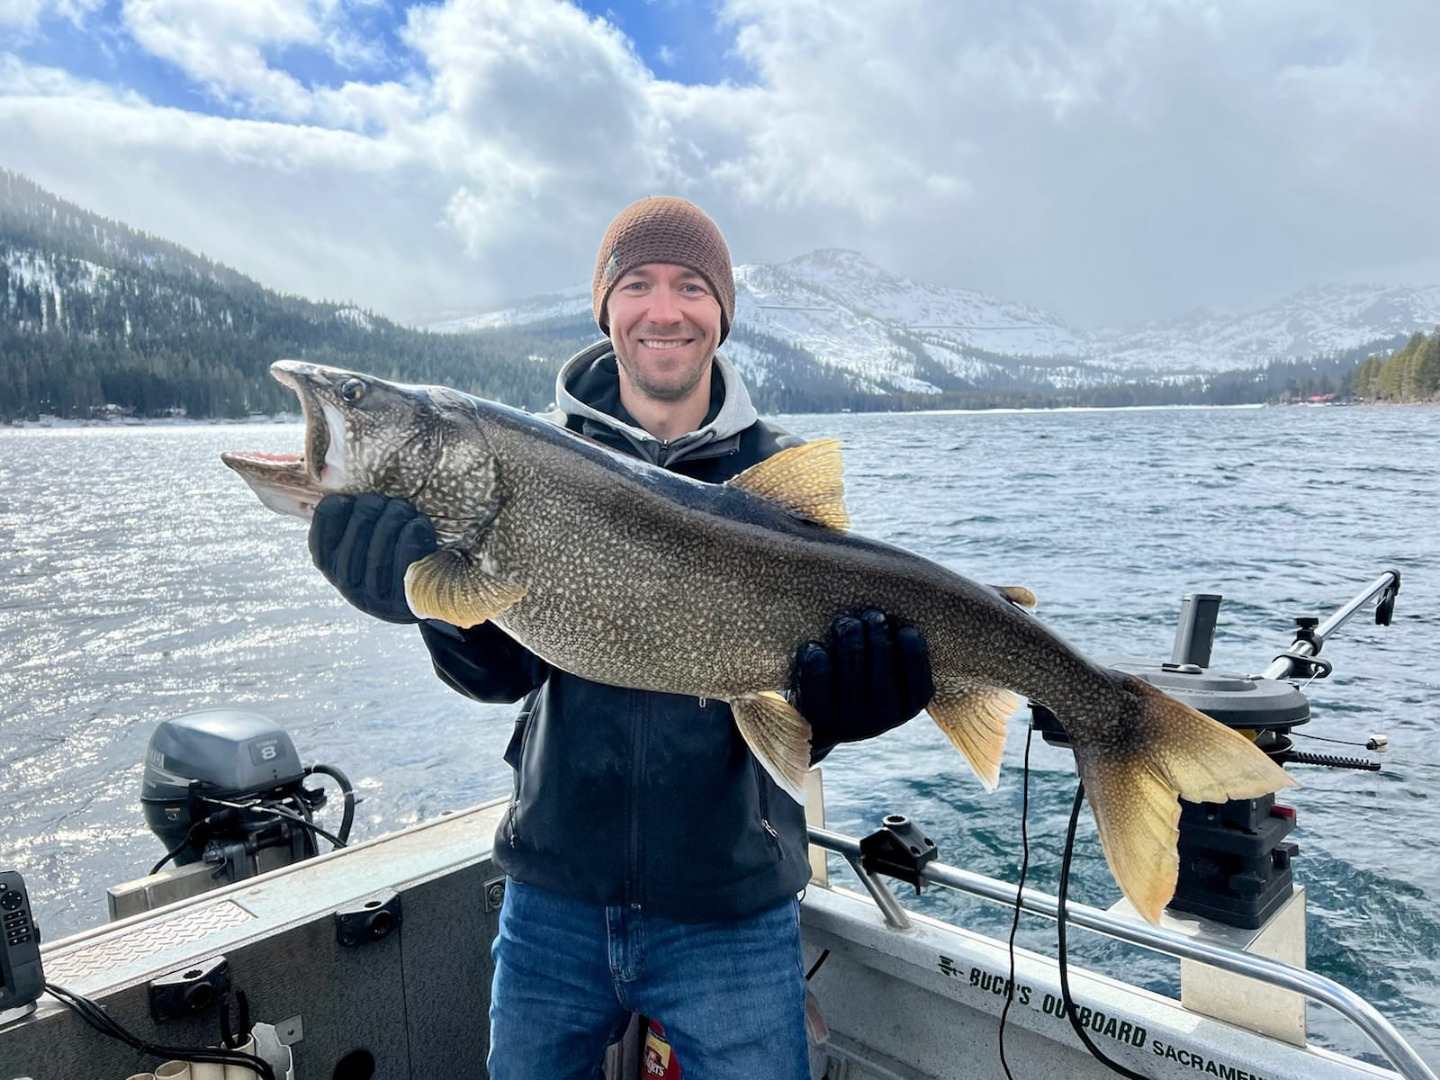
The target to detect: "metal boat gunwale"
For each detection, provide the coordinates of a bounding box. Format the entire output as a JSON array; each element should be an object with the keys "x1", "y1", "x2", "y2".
[
  {"x1": 809, "y1": 825, "x2": 1436, "y2": 1080},
  {"x1": 4, "y1": 794, "x2": 1433, "y2": 1079}
]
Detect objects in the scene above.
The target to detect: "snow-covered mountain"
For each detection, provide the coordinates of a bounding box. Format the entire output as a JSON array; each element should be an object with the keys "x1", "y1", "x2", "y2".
[
  {"x1": 425, "y1": 250, "x2": 1440, "y2": 395},
  {"x1": 1087, "y1": 283, "x2": 1440, "y2": 374}
]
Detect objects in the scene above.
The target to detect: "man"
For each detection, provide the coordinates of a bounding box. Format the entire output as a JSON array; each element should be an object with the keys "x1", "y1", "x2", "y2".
[{"x1": 309, "y1": 197, "x2": 932, "y2": 1079}]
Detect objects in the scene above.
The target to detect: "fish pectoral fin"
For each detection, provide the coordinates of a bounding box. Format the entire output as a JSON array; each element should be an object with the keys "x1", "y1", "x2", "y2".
[
  {"x1": 725, "y1": 439, "x2": 850, "y2": 530},
  {"x1": 730, "y1": 692, "x2": 812, "y2": 805},
  {"x1": 403, "y1": 549, "x2": 527, "y2": 628},
  {"x1": 993, "y1": 585, "x2": 1038, "y2": 610},
  {"x1": 926, "y1": 684, "x2": 1020, "y2": 791},
  {"x1": 1073, "y1": 676, "x2": 1298, "y2": 924}
]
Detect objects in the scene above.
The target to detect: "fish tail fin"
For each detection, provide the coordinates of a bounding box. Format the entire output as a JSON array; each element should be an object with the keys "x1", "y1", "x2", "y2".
[
  {"x1": 926, "y1": 682, "x2": 1021, "y2": 791},
  {"x1": 731, "y1": 692, "x2": 812, "y2": 805},
  {"x1": 1074, "y1": 675, "x2": 1298, "y2": 924}
]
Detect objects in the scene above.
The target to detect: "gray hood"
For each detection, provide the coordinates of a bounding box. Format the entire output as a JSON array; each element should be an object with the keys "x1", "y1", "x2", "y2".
[{"x1": 548, "y1": 340, "x2": 761, "y2": 466}]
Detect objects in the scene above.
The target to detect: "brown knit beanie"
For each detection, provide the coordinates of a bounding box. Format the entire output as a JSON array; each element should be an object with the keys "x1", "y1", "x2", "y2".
[{"x1": 592, "y1": 196, "x2": 736, "y2": 344}]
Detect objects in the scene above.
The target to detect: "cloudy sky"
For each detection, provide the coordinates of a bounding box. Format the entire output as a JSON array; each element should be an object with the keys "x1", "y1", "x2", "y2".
[{"x1": 2, "y1": 0, "x2": 1437, "y2": 327}]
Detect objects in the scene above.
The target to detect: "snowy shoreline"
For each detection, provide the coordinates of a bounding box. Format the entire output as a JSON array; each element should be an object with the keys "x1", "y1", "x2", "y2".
[
  {"x1": 5, "y1": 413, "x2": 304, "y2": 430},
  {"x1": 9, "y1": 399, "x2": 1424, "y2": 431}
]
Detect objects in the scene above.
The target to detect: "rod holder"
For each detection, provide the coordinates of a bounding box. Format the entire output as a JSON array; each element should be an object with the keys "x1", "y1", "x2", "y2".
[{"x1": 1170, "y1": 593, "x2": 1222, "y2": 669}]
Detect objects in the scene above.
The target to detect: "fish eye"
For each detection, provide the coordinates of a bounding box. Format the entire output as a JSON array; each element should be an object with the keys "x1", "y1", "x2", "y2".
[{"x1": 340, "y1": 378, "x2": 366, "y2": 404}]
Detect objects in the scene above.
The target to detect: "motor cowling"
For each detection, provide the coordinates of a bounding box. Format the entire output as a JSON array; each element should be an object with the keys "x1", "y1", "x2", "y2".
[{"x1": 141, "y1": 710, "x2": 307, "y2": 867}]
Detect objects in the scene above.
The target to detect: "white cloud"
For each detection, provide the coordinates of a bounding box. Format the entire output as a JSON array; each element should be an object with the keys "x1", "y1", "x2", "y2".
[
  {"x1": 118, "y1": 0, "x2": 409, "y2": 127},
  {"x1": 2, "y1": 0, "x2": 1438, "y2": 326},
  {"x1": 0, "y1": 53, "x2": 145, "y2": 102},
  {"x1": 0, "y1": 0, "x2": 45, "y2": 28},
  {"x1": 0, "y1": 0, "x2": 103, "y2": 31}
]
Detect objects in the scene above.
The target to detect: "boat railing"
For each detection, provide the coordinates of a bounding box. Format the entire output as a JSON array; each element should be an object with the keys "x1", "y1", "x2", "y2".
[{"x1": 807, "y1": 824, "x2": 1437, "y2": 1080}]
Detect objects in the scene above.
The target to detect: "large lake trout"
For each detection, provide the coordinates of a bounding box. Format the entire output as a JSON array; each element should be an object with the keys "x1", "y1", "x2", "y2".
[{"x1": 223, "y1": 360, "x2": 1295, "y2": 923}]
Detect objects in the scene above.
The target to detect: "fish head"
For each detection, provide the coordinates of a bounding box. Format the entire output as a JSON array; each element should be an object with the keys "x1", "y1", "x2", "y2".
[{"x1": 222, "y1": 360, "x2": 454, "y2": 520}]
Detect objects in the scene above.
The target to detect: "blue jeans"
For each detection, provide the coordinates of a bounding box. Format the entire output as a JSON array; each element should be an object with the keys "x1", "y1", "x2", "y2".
[{"x1": 488, "y1": 878, "x2": 809, "y2": 1080}]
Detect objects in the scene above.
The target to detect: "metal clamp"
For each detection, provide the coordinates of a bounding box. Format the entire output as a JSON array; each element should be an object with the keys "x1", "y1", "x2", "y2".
[{"x1": 1272, "y1": 651, "x2": 1333, "y2": 680}]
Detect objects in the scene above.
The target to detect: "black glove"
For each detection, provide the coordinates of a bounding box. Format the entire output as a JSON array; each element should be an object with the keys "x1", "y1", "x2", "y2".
[
  {"x1": 793, "y1": 610, "x2": 933, "y2": 745},
  {"x1": 309, "y1": 493, "x2": 437, "y2": 624}
]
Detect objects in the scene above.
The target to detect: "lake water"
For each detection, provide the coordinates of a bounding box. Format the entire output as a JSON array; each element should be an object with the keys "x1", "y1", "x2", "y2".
[{"x1": 0, "y1": 404, "x2": 1436, "y2": 1066}]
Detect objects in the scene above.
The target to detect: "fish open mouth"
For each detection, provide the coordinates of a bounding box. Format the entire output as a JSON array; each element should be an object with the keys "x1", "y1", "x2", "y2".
[
  {"x1": 271, "y1": 361, "x2": 331, "y2": 486},
  {"x1": 219, "y1": 361, "x2": 333, "y2": 520},
  {"x1": 219, "y1": 449, "x2": 323, "y2": 518}
]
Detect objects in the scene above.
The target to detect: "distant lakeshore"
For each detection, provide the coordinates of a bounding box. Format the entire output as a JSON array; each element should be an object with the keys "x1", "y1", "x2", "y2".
[
  {"x1": 14, "y1": 399, "x2": 1428, "y2": 431},
  {"x1": 5, "y1": 413, "x2": 305, "y2": 430}
]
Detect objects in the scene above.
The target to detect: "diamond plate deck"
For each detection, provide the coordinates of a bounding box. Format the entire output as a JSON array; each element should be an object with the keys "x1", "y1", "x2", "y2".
[{"x1": 44, "y1": 900, "x2": 254, "y2": 982}]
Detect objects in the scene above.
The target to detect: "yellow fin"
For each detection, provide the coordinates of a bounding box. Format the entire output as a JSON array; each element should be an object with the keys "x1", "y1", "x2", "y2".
[
  {"x1": 994, "y1": 585, "x2": 1038, "y2": 610},
  {"x1": 1075, "y1": 751, "x2": 1182, "y2": 926},
  {"x1": 926, "y1": 683, "x2": 1020, "y2": 790},
  {"x1": 403, "y1": 549, "x2": 527, "y2": 628},
  {"x1": 1122, "y1": 677, "x2": 1299, "y2": 806},
  {"x1": 730, "y1": 691, "x2": 812, "y2": 805},
  {"x1": 726, "y1": 439, "x2": 849, "y2": 530},
  {"x1": 1073, "y1": 677, "x2": 1298, "y2": 924}
]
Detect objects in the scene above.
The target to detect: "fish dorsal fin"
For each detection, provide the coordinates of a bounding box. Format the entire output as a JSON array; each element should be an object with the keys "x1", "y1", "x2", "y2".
[
  {"x1": 994, "y1": 585, "x2": 1038, "y2": 610},
  {"x1": 404, "y1": 548, "x2": 527, "y2": 629},
  {"x1": 726, "y1": 439, "x2": 849, "y2": 530}
]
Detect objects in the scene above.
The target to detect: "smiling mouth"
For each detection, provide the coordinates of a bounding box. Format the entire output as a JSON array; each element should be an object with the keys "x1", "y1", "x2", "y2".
[{"x1": 639, "y1": 338, "x2": 694, "y2": 351}]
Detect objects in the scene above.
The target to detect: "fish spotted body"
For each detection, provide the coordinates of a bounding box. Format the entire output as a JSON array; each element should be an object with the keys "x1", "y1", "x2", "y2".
[{"x1": 223, "y1": 360, "x2": 1296, "y2": 923}]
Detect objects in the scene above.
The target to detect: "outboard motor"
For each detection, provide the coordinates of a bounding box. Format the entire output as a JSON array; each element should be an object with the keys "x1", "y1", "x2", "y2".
[
  {"x1": 1033, "y1": 572, "x2": 1398, "y2": 929},
  {"x1": 140, "y1": 710, "x2": 354, "y2": 885}
]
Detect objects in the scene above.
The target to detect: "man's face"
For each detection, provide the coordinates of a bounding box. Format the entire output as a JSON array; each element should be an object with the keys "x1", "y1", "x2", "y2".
[{"x1": 607, "y1": 263, "x2": 722, "y2": 405}]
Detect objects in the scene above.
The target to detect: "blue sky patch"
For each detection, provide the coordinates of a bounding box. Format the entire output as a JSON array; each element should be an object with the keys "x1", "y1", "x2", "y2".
[
  {"x1": 15, "y1": 3, "x2": 206, "y2": 114},
  {"x1": 12, "y1": 0, "x2": 752, "y2": 119},
  {"x1": 13, "y1": 0, "x2": 415, "y2": 118},
  {"x1": 574, "y1": 0, "x2": 753, "y2": 86}
]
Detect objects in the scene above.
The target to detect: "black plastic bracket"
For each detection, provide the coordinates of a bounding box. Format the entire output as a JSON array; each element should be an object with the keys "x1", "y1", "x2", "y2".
[
  {"x1": 1293, "y1": 616, "x2": 1320, "y2": 652},
  {"x1": 859, "y1": 815, "x2": 937, "y2": 894},
  {"x1": 1274, "y1": 651, "x2": 1333, "y2": 680},
  {"x1": 149, "y1": 955, "x2": 231, "y2": 1022},
  {"x1": 335, "y1": 889, "x2": 402, "y2": 947},
  {"x1": 1376, "y1": 571, "x2": 1401, "y2": 626}
]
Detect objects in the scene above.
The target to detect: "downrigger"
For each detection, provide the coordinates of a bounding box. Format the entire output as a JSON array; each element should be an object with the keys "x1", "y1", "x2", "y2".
[{"x1": 1032, "y1": 569, "x2": 1399, "y2": 929}]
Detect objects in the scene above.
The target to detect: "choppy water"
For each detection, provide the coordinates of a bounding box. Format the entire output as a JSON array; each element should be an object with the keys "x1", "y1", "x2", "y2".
[{"x1": 0, "y1": 405, "x2": 1436, "y2": 1066}]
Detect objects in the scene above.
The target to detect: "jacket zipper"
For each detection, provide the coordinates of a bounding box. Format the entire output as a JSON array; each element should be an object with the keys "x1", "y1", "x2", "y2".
[
  {"x1": 751, "y1": 759, "x2": 782, "y2": 854},
  {"x1": 628, "y1": 689, "x2": 648, "y2": 905}
]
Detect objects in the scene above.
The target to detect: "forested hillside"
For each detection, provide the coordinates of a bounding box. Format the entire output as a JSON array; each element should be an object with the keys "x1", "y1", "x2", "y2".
[
  {"x1": 0, "y1": 169, "x2": 588, "y2": 419},
  {"x1": 1352, "y1": 328, "x2": 1440, "y2": 402},
  {"x1": 3, "y1": 168, "x2": 1422, "y2": 420}
]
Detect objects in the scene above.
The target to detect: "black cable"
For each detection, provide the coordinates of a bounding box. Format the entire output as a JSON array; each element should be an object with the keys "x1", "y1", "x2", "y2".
[
  {"x1": 44, "y1": 982, "x2": 276, "y2": 1080},
  {"x1": 1290, "y1": 731, "x2": 1378, "y2": 748},
  {"x1": 805, "y1": 948, "x2": 831, "y2": 982},
  {"x1": 997, "y1": 724, "x2": 1035, "y2": 1080},
  {"x1": 1057, "y1": 783, "x2": 1152, "y2": 1080},
  {"x1": 207, "y1": 797, "x2": 346, "y2": 850},
  {"x1": 149, "y1": 820, "x2": 207, "y2": 876},
  {"x1": 151, "y1": 786, "x2": 348, "y2": 878},
  {"x1": 306, "y1": 763, "x2": 356, "y2": 844}
]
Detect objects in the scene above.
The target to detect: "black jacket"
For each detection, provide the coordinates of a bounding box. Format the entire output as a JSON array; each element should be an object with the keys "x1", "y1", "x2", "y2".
[{"x1": 418, "y1": 343, "x2": 815, "y2": 920}]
